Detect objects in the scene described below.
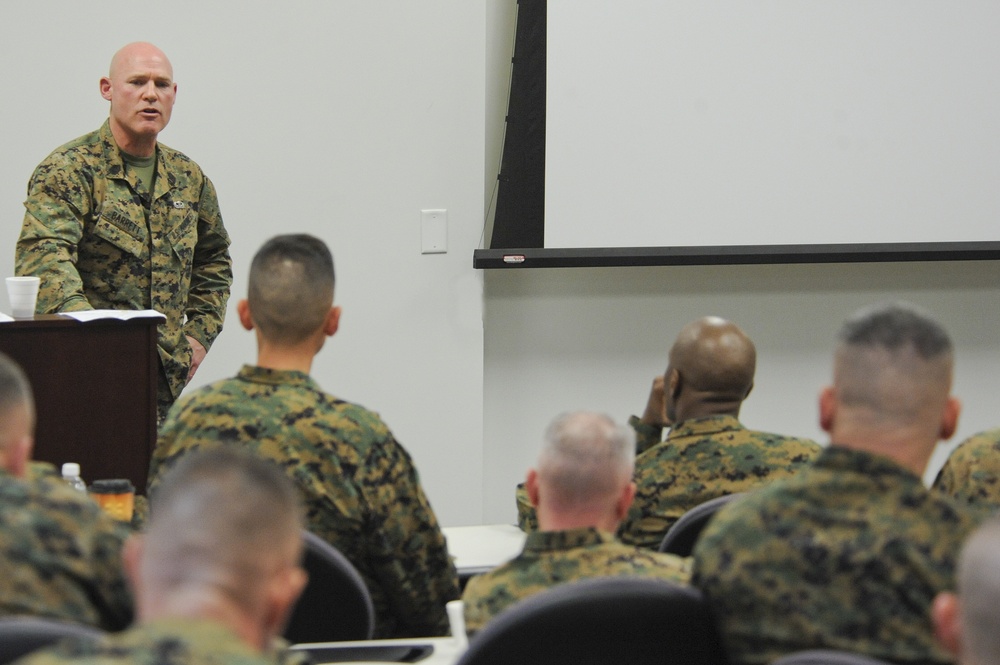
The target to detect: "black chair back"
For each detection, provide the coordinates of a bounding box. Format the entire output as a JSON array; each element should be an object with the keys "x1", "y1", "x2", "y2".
[
  {"x1": 659, "y1": 493, "x2": 746, "y2": 556},
  {"x1": 283, "y1": 530, "x2": 375, "y2": 644},
  {"x1": 0, "y1": 616, "x2": 103, "y2": 664},
  {"x1": 771, "y1": 650, "x2": 898, "y2": 665},
  {"x1": 455, "y1": 577, "x2": 728, "y2": 665}
]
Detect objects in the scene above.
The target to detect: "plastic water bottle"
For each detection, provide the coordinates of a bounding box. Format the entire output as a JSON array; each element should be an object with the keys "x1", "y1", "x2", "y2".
[{"x1": 61, "y1": 463, "x2": 87, "y2": 492}]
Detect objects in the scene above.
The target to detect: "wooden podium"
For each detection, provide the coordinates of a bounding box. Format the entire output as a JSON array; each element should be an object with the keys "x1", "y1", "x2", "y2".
[{"x1": 0, "y1": 314, "x2": 159, "y2": 493}]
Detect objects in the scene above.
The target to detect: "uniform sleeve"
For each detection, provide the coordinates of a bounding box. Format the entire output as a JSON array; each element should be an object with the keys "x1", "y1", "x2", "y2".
[
  {"x1": 16, "y1": 158, "x2": 96, "y2": 313},
  {"x1": 359, "y1": 436, "x2": 460, "y2": 637},
  {"x1": 628, "y1": 415, "x2": 664, "y2": 455},
  {"x1": 182, "y1": 175, "x2": 232, "y2": 351}
]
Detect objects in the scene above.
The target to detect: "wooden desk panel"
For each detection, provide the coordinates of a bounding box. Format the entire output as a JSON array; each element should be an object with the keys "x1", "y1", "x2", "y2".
[{"x1": 0, "y1": 315, "x2": 158, "y2": 492}]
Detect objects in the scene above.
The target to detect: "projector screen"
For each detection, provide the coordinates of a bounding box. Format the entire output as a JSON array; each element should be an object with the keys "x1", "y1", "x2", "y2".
[{"x1": 544, "y1": 1, "x2": 1000, "y2": 250}]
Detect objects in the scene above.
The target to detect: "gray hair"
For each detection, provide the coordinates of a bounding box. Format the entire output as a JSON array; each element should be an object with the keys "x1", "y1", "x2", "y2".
[
  {"x1": 145, "y1": 448, "x2": 304, "y2": 608},
  {"x1": 957, "y1": 518, "x2": 1000, "y2": 665},
  {"x1": 537, "y1": 412, "x2": 635, "y2": 508}
]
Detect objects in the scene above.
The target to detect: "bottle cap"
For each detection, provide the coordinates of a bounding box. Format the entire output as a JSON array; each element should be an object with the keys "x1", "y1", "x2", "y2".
[{"x1": 61, "y1": 462, "x2": 80, "y2": 478}]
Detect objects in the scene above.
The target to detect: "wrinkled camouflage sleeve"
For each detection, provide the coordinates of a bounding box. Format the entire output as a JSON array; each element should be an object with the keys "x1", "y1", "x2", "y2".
[
  {"x1": 16, "y1": 154, "x2": 98, "y2": 313},
  {"x1": 514, "y1": 483, "x2": 537, "y2": 531},
  {"x1": 933, "y1": 429, "x2": 1000, "y2": 509},
  {"x1": 360, "y1": 437, "x2": 460, "y2": 637},
  {"x1": 181, "y1": 174, "x2": 230, "y2": 351},
  {"x1": 628, "y1": 415, "x2": 664, "y2": 455}
]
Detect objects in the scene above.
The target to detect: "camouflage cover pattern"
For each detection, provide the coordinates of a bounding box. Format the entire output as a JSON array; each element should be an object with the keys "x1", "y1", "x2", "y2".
[
  {"x1": 461, "y1": 527, "x2": 690, "y2": 634},
  {"x1": 618, "y1": 414, "x2": 821, "y2": 549},
  {"x1": 13, "y1": 617, "x2": 308, "y2": 665},
  {"x1": 692, "y1": 445, "x2": 985, "y2": 665},
  {"x1": 0, "y1": 467, "x2": 132, "y2": 631},
  {"x1": 933, "y1": 428, "x2": 1000, "y2": 508},
  {"x1": 16, "y1": 120, "x2": 232, "y2": 411},
  {"x1": 147, "y1": 365, "x2": 460, "y2": 638}
]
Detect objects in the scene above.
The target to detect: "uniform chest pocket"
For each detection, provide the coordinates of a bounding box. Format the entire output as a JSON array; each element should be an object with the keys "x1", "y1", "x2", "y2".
[
  {"x1": 165, "y1": 210, "x2": 197, "y2": 265},
  {"x1": 91, "y1": 212, "x2": 146, "y2": 258}
]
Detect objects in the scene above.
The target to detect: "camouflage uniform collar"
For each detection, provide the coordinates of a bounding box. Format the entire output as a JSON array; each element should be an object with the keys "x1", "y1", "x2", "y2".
[
  {"x1": 98, "y1": 120, "x2": 175, "y2": 198},
  {"x1": 237, "y1": 364, "x2": 317, "y2": 389},
  {"x1": 116, "y1": 616, "x2": 264, "y2": 657},
  {"x1": 667, "y1": 414, "x2": 744, "y2": 441},
  {"x1": 523, "y1": 526, "x2": 617, "y2": 553},
  {"x1": 816, "y1": 445, "x2": 923, "y2": 484}
]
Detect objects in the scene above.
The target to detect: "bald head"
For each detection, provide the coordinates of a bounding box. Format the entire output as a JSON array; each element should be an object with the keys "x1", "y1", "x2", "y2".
[
  {"x1": 247, "y1": 234, "x2": 335, "y2": 345},
  {"x1": 666, "y1": 317, "x2": 756, "y2": 421},
  {"x1": 109, "y1": 42, "x2": 173, "y2": 81}
]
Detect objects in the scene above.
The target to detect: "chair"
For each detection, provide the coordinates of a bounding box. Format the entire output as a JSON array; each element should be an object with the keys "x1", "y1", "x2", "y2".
[
  {"x1": 771, "y1": 650, "x2": 897, "y2": 665},
  {"x1": 659, "y1": 493, "x2": 746, "y2": 556},
  {"x1": 0, "y1": 616, "x2": 104, "y2": 664},
  {"x1": 454, "y1": 577, "x2": 729, "y2": 665},
  {"x1": 282, "y1": 530, "x2": 376, "y2": 644}
]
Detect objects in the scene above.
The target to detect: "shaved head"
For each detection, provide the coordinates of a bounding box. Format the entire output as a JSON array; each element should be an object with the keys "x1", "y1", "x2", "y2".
[
  {"x1": 143, "y1": 448, "x2": 304, "y2": 613},
  {"x1": 666, "y1": 316, "x2": 756, "y2": 421},
  {"x1": 833, "y1": 302, "x2": 953, "y2": 427},
  {"x1": 109, "y1": 42, "x2": 172, "y2": 80},
  {"x1": 248, "y1": 234, "x2": 335, "y2": 345}
]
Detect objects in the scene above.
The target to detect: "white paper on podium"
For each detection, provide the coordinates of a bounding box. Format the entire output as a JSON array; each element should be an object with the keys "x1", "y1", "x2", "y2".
[
  {"x1": 61, "y1": 309, "x2": 166, "y2": 322},
  {"x1": 0, "y1": 313, "x2": 14, "y2": 323}
]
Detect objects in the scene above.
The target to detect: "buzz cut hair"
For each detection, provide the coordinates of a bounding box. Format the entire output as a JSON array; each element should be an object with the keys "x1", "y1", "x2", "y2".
[
  {"x1": 247, "y1": 234, "x2": 335, "y2": 345},
  {"x1": 837, "y1": 301, "x2": 952, "y2": 360}
]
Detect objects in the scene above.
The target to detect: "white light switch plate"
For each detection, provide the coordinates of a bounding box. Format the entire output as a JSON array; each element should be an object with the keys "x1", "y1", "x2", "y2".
[{"x1": 421, "y1": 209, "x2": 447, "y2": 254}]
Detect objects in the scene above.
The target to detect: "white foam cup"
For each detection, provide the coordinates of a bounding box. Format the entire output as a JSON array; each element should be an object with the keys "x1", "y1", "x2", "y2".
[{"x1": 6, "y1": 276, "x2": 40, "y2": 318}]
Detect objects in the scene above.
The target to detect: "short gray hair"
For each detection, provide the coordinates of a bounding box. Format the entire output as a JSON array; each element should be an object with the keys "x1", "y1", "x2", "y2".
[
  {"x1": 957, "y1": 518, "x2": 1000, "y2": 665},
  {"x1": 537, "y1": 412, "x2": 635, "y2": 508},
  {"x1": 145, "y1": 448, "x2": 304, "y2": 608},
  {"x1": 0, "y1": 352, "x2": 33, "y2": 448}
]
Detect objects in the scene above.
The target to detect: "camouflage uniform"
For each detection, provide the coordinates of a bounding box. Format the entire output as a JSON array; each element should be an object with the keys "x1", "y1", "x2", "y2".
[
  {"x1": 147, "y1": 365, "x2": 460, "y2": 638},
  {"x1": 461, "y1": 527, "x2": 690, "y2": 634},
  {"x1": 618, "y1": 414, "x2": 821, "y2": 549},
  {"x1": 0, "y1": 467, "x2": 132, "y2": 631},
  {"x1": 13, "y1": 617, "x2": 308, "y2": 665},
  {"x1": 16, "y1": 120, "x2": 233, "y2": 419},
  {"x1": 692, "y1": 445, "x2": 985, "y2": 665},
  {"x1": 933, "y1": 428, "x2": 1000, "y2": 508}
]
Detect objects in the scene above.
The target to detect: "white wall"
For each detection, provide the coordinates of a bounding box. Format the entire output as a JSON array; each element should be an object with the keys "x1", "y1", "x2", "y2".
[
  {"x1": 482, "y1": 261, "x2": 1000, "y2": 523},
  {"x1": 0, "y1": 1, "x2": 486, "y2": 525}
]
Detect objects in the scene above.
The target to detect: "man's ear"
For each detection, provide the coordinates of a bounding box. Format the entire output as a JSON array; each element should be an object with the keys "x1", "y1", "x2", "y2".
[
  {"x1": 615, "y1": 481, "x2": 636, "y2": 521},
  {"x1": 122, "y1": 534, "x2": 145, "y2": 598},
  {"x1": 668, "y1": 368, "x2": 682, "y2": 400},
  {"x1": 100, "y1": 76, "x2": 113, "y2": 102},
  {"x1": 819, "y1": 386, "x2": 836, "y2": 433},
  {"x1": 324, "y1": 306, "x2": 342, "y2": 337},
  {"x1": 525, "y1": 469, "x2": 540, "y2": 507},
  {"x1": 932, "y1": 591, "x2": 962, "y2": 658},
  {"x1": 237, "y1": 299, "x2": 254, "y2": 331},
  {"x1": 4, "y1": 436, "x2": 33, "y2": 479},
  {"x1": 264, "y1": 565, "x2": 308, "y2": 641},
  {"x1": 939, "y1": 396, "x2": 961, "y2": 441}
]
